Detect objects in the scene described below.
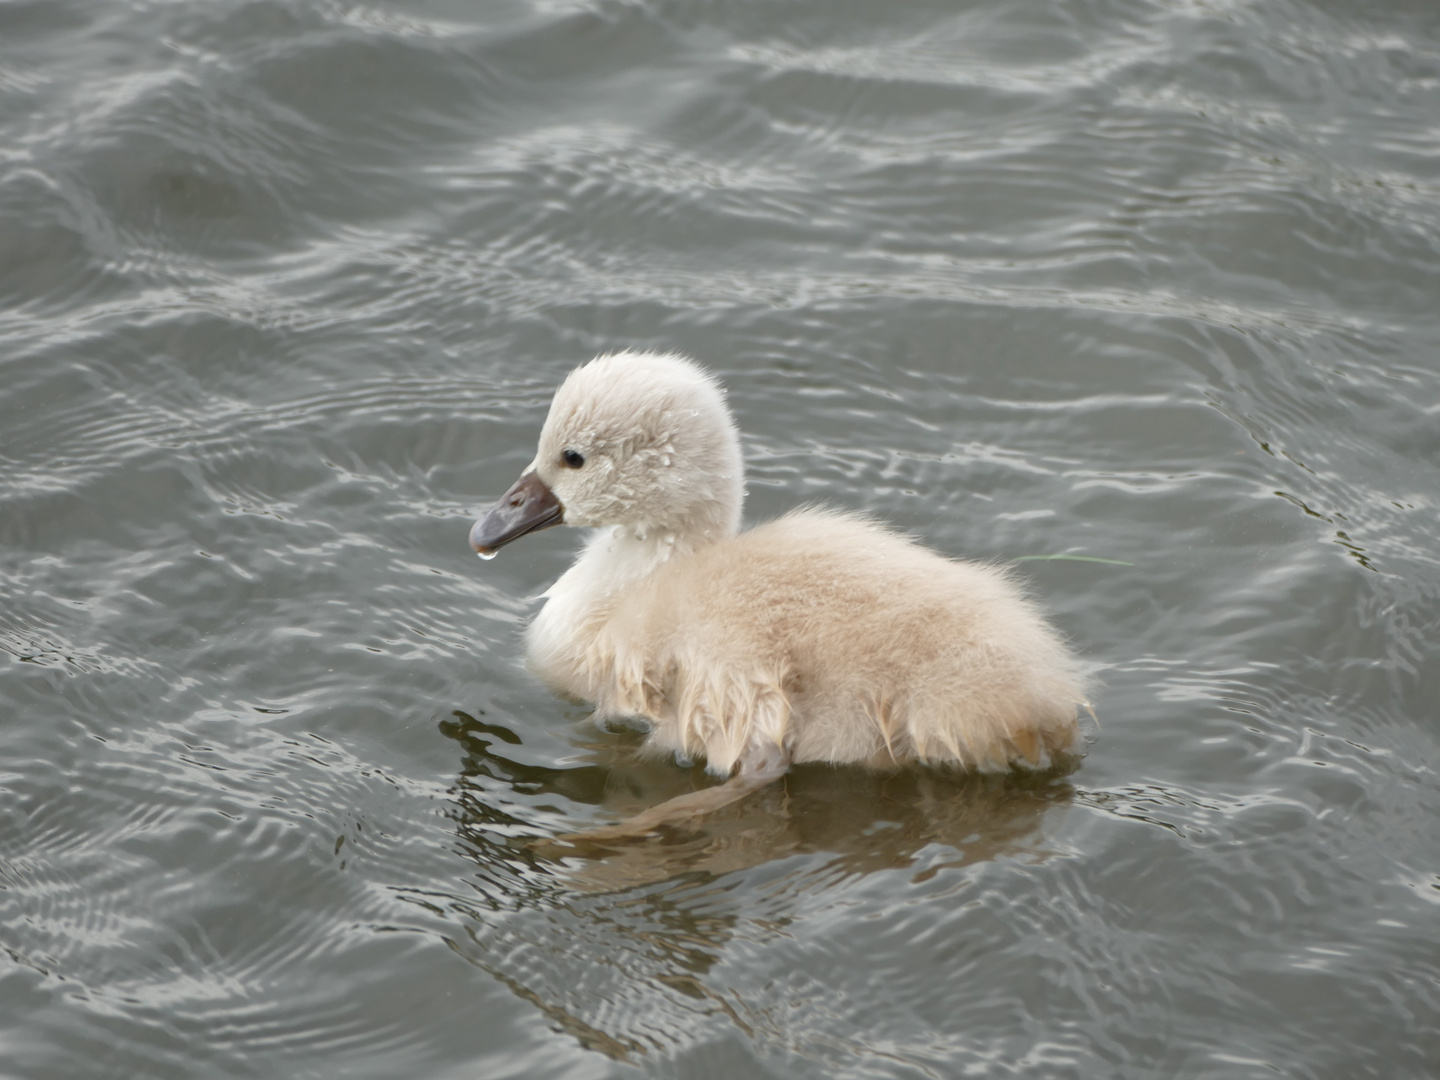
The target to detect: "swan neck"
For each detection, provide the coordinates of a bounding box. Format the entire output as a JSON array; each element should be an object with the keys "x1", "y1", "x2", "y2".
[{"x1": 579, "y1": 525, "x2": 694, "y2": 589}]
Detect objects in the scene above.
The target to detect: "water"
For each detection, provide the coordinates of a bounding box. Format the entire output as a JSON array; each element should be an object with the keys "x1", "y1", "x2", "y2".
[{"x1": 2, "y1": 0, "x2": 1439, "y2": 1076}]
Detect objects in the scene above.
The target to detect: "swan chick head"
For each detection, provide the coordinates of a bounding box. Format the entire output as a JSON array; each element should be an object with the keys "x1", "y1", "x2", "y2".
[{"x1": 471, "y1": 351, "x2": 744, "y2": 555}]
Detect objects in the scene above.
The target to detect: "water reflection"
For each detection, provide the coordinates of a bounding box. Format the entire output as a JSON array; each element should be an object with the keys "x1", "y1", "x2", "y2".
[
  {"x1": 442, "y1": 708, "x2": 1076, "y2": 889},
  {"x1": 432, "y1": 708, "x2": 1079, "y2": 1058}
]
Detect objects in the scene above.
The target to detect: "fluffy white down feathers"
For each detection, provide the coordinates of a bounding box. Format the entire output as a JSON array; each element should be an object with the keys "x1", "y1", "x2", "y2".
[{"x1": 473, "y1": 351, "x2": 1088, "y2": 786}]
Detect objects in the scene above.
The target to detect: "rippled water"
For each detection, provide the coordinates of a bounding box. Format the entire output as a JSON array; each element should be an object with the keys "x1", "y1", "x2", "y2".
[{"x1": 3, "y1": 0, "x2": 1439, "y2": 1076}]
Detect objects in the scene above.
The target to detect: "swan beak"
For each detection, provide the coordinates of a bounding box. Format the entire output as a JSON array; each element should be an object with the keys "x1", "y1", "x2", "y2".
[{"x1": 470, "y1": 472, "x2": 564, "y2": 557}]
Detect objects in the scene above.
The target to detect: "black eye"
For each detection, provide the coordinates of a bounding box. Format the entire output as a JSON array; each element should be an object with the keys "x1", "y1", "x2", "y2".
[{"x1": 561, "y1": 449, "x2": 585, "y2": 469}]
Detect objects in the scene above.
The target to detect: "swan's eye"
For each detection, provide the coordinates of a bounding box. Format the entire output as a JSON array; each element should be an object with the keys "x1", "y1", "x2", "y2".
[{"x1": 561, "y1": 449, "x2": 585, "y2": 469}]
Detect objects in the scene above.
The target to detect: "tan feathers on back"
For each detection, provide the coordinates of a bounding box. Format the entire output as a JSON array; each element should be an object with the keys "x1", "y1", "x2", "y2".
[{"x1": 537, "y1": 508, "x2": 1085, "y2": 775}]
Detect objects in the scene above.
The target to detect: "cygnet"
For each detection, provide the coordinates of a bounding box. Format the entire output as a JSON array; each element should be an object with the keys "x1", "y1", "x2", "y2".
[{"x1": 470, "y1": 351, "x2": 1088, "y2": 837}]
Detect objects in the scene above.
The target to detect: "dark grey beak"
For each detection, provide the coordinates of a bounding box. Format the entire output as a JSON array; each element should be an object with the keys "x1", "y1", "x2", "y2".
[{"x1": 470, "y1": 471, "x2": 564, "y2": 557}]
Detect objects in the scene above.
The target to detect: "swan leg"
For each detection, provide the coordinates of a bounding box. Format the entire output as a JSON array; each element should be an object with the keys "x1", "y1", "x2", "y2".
[{"x1": 546, "y1": 739, "x2": 791, "y2": 849}]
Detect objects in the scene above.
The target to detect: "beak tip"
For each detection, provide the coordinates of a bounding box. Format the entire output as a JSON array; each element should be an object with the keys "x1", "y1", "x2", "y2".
[{"x1": 468, "y1": 521, "x2": 501, "y2": 559}]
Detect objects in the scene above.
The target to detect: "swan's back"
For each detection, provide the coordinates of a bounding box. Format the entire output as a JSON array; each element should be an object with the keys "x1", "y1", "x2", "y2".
[{"x1": 596, "y1": 508, "x2": 1085, "y2": 773}]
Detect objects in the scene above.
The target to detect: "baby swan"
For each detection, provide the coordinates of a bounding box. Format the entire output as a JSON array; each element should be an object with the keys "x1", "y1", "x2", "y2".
[{"x1": 471, "y1": 352, "x2": 1087, "y2": 837}]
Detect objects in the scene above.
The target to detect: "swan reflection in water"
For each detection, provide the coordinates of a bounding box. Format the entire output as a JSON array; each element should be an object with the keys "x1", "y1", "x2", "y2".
[
  {"x1": 440, "y1": 708, "x2": 1077, "y2": 892},
  {"x1": 431, "y1": 709, "x2": 1079, "y2": 1060}
]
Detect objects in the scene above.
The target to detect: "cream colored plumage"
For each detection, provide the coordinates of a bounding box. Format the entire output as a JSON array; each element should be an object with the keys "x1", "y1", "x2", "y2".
[{"x1": 470, "y1": 351, "x2": 1087, "y2": 835}]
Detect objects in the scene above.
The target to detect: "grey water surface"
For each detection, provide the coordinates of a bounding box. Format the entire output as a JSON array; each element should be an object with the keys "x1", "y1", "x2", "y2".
[{"x1": 3, "y1": 0, "x2": 1439, "y2": 1076}]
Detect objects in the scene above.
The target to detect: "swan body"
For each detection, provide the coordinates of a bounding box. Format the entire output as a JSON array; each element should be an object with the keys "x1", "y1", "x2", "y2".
[{"x1": 471, "y1": 351, "x2": 1087, "y2": 809}]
